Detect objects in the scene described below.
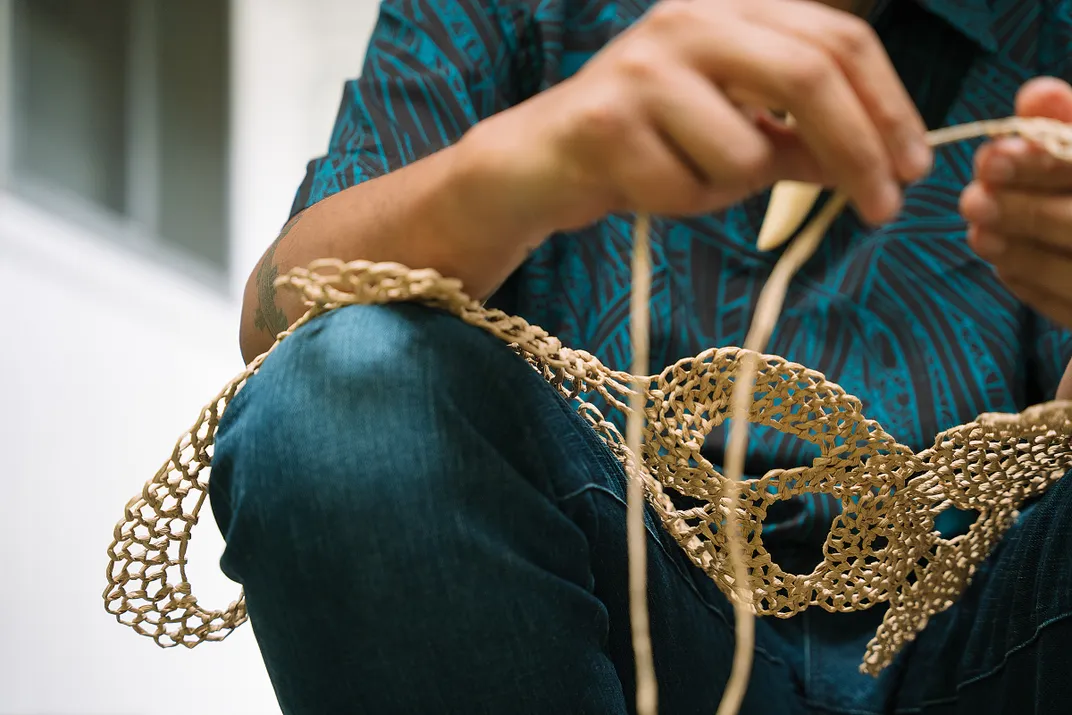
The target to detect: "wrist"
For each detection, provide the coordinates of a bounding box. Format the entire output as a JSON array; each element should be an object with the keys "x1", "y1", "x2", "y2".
[
  {"x1": 449, "y1": 117, "x2": 565, "y2": 244},
  {"x1": 404, "y1": 124, "x2": 557, "y2": 299}
]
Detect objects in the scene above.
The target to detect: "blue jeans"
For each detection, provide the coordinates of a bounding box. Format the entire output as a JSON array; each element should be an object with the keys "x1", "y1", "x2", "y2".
[{"x1": 210, "y1": 304, "x2": 1072, "y2": 714}]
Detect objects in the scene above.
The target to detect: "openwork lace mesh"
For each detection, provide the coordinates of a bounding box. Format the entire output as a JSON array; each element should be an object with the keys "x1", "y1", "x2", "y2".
[{"x1": 104, "y1": 117, "x2": 1072, "y2": 706}]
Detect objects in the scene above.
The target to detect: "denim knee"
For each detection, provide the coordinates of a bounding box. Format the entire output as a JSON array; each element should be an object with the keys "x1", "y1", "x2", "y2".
[
  {"x1": 207, "y1": 304, "x2": 635, "y2": 713},
  {"x1": 208, "y1": 302, "x2": 601, "y2": 580}
]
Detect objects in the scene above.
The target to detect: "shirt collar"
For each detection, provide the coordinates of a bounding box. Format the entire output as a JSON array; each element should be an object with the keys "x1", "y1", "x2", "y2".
[{"x1": 873, "y1": 0, "x2": 998, "y2": 53}]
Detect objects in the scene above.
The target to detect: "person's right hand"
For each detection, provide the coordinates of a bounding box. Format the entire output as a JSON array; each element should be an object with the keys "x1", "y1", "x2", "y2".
[{"x1": 459, "y1": 0, "x2": 932, "y2": 243}]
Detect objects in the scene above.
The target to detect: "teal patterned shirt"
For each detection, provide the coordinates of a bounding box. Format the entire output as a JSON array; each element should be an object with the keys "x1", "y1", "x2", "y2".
[{"x1": 290, "y1": 0, "x2": 1072, "y2": 546}]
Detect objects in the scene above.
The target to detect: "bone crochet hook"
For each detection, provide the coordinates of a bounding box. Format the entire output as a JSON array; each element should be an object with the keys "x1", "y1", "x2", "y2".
[
  {"x1": 755, "y1": 113, "x2": 823, "y2": 252},
  {"x1": 756, "y1": 180, "x2": 823, "y2": 251},
  {"x1": 756, "y1": 116, "x2": 1072, "y2": 252}
]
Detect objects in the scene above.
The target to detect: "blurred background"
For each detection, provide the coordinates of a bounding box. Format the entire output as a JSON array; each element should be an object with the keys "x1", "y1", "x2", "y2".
[{"x1": 0, "y1": 1, "x2": 380, "y2": 712}]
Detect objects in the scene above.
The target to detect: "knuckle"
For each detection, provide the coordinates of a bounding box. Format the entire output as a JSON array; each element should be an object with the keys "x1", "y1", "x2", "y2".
[
  {"x1": 1052, "y1": 199, "x2": 1072, "y2": 232},
  {"x1": 782, "y1": 51, "x2": 836, "y2": 96},
  {"x1": 643, "y1": 0, "x2": 694, "y2": 33},
  {"x1": 573, "y1": 89, "x2": 634, "y2": 143},
  {"x1": 728, "y1": 141, "x2": 774, "y2": 179},
  {"x1": 612, "y1": 42, "x2": 662, "y2": 84},
  {"x1": 830, "y1": 16, "x2": 877, "y2": 62},
  {"x1": 856, "y1": 142, "x2": 889, "y2": 174}
]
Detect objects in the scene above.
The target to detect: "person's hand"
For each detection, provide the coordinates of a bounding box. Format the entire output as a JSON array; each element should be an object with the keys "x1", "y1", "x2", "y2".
[
  {"x1": 461, "y1": 0, "x2": 931, "y2": 240},
  {"x1": 961, "y1": 77, "x2": 1072, "y2": 333}
]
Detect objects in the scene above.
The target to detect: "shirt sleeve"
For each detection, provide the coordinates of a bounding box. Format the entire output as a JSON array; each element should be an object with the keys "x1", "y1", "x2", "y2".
[{"x1": 289, "y1": 0, "x2": 543, "y2": 219}]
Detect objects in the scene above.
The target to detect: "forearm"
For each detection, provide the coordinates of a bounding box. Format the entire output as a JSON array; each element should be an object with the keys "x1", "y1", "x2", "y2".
[{"x1": 239, "y1": 131, "x2": 550, "y2": 362}]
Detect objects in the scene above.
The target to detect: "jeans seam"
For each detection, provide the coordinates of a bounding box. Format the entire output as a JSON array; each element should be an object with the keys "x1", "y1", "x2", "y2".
[
  {"x1": 893, "y1": 609, "x2": 1072, "y2": 713},
  {"x1": 524, "y1": 368, "x2": 665, "y2": 540},
  {"x1": 526, "y1": 367, "x2": 800, "y2": 668},
  {"x1": 411, "y1": 324, "x2": 794, "y2": 668},
  {"x1": 559, "y1": 482, "x2": 790, "y2": 669}
]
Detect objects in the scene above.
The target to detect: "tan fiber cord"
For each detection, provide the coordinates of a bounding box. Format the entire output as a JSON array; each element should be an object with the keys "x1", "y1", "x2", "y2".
[
  {"x1": 709, "y1": 194, "x2": 850, "y2": 715},
  {"x1": 106, "y1": 117, "x2": 1072, "y2": 708},
  {"x1": 629, "y1": 214, "x2": 658, "y2": 715}
]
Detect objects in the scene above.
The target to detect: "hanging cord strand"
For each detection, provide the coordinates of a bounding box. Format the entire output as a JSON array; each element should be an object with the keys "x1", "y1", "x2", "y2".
[
  {"x1": 624, "y1": 196, "x2": 844, "y2": 715},
  {"x1": 628, "y1": 213, "x2": 658, "y2": 715},
  {"x1": 717, "y1": 194, "x2": 848, "y2": 715}
]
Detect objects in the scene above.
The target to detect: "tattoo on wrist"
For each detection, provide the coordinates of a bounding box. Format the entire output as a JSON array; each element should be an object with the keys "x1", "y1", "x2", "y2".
[{"x1": 253, "y1": 212, "x2": 304, "y2": 337}]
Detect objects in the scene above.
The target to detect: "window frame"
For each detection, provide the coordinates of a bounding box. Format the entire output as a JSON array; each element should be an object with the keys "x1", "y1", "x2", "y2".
[
  {"x1": 0, "y1": 0, "x2": 231, "y2": 292},
  {"x1": 0, "y1": 0, "x2": 12, "y2": 190}
]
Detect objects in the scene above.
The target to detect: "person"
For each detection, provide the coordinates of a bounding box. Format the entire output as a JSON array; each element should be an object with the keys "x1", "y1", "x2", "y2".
[{"x1": 209, "y1": 0, "x2": 1072, "y2": 712}]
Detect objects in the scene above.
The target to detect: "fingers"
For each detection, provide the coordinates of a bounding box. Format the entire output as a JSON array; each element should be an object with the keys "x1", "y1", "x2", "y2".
[
  {"x1": 974, "y1": 77, "x2": 1072, "y2": 191},
  {"x1": 607, "y1": 126, "x2": 733, "y2": 216},
  {"x1": 961, "y1": 182, "x2": 1072, "y2": 253},
  {"x1": 990, "y1": 265, "x2": 1072, "y2": 335},
  {"x1": 1016, "y1": 76, "x2": 1072, "y2": 123},
  {"x1": 641, "y1": 63, "x2": 833, "y2": 205},
  {"x1": 746, "y1": 0, "x2": 932, "y2": 184},
  {"x1": 637, "y1": 57, "x2": 775, "y2": 186},
  {"x1": 965, "y1": 69, "x2": 1072, "y2": 336},
  {"x1": 973, "y1": 138, "x2": 1072, "y2": 191},
  {"x1": 974, "y1": 137, "x2": 1072, "y2": 191},
  {"x1": 554, "y1": 0, "x2": 931, "y2": 222},
  {"x1": 592, "y1": 73, "x2": 829, "y2": 215},
  {"x1": 963, "y1": 188, "x2": 1072, "y2": 332},
  {"x1": 708, "y1": 27, "x2": 899, "y2": 222},
  {"x1": 573, "y1": 97, "x2": 717, "y2": 216},
  {"x1": 969, "y1": 224, "x2": 1072, "y2": 280},
  {"x1": 651, "y1": 0, "x2": 924, "y2": 224}
]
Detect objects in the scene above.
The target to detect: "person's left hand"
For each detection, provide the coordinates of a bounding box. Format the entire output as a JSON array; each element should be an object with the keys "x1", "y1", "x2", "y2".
[{"x1": 961, "y1": 77, "x2": 1072, "y2": 332}]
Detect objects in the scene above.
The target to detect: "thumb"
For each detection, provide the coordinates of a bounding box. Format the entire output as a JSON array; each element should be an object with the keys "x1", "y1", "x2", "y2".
[{"x1": 1016, "y1": 76, "x2": 1072, "y2": 122}]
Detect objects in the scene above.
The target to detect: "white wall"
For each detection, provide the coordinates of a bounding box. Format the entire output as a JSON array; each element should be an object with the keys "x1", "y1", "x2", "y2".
[
  {"x1": 230, "y1": 0, "x2": 382, "y2": 295},
  {"x1": 0, "y1": 2, "x2": 379, "y2": 713}
]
